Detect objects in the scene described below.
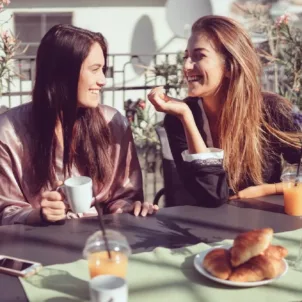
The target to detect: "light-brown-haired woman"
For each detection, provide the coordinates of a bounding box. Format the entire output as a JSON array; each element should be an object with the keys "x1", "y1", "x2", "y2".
[{"x1": 148, "y1": 15, "x2": 301, "y2": 207}]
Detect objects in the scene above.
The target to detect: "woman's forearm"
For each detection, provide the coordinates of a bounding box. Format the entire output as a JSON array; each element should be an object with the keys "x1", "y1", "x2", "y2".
[
  {"x1": 25, "y1": 208, "x2": 43, "y2": 225},
  {"x1": 264, "y1": 183, "x2": 283, "y2": 195},
  {"x1": 275, "y1": 182, "x2": 283, "y2": 194},
  {"x1": 180, "y1": 111, "x2": 208, "y2": 154},
  {"x1": 262, "y1": 183, "x2": 283, "y2": 195},
  {"x1": 1, "y1": 206, "x2": 39, "y2": 226},
  {"x1": 230, "y1": 182, "x2": 284, "y2": 200}
]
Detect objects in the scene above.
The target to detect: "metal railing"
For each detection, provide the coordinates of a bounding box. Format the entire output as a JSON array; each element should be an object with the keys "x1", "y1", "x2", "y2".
[
  {"x1": 1, "y1": 53, "x2": 185, "y2": 203},
  {"x1": 0, "y1": 53, "x2": 280, "y2": 203},
  {"x1": 1, "y1": 53, "x2": 183, "y2": 106}
]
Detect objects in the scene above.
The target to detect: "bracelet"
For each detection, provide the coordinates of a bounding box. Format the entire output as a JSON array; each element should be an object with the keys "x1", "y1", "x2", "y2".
[{"x1": 275, "y1": 183, "x2": 277, "y2": 194}]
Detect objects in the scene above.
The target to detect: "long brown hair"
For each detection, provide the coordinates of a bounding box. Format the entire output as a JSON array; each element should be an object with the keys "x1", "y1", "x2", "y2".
[
  {"x1": 31, "y1": 24, "x2": 112, "y2": 194},
  {"x1": 192, "y1": 15, "x2": 301, "y2": 192}
]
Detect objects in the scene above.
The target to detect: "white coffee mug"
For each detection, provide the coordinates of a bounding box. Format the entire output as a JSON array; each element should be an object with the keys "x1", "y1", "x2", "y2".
[
  {"x1": 57, "y1": 176, "x2": 93, "y2": 213},
  {"x1": 89, "y1": 275, "x2": 128, "y2": 302}
]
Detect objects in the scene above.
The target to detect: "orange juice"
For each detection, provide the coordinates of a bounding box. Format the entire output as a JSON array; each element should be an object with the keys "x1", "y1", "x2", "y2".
[
  {"x1": 88, "y1": 251, "x2": 128, "y2": 278},
  {"x1": 283, "y1": 182, "x2": 302, "y2": 216}
]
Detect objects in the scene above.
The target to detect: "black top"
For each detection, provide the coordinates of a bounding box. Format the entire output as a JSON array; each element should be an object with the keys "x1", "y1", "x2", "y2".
[{"x1": 164, "y1": 92, "x2": 301, "y2": 208}]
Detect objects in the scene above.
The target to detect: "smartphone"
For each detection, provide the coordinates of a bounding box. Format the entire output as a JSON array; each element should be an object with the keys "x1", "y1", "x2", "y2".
[{"x1": 0, "y1": 255, "x2": 42, "y2": 277}]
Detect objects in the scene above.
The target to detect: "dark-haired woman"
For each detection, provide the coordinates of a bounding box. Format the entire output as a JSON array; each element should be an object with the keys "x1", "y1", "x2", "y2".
[{"x1": 0, "y1": 24, "x2": 158, "y2": 225}]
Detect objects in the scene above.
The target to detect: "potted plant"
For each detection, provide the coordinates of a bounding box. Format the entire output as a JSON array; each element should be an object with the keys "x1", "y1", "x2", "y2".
[
  {"x1": 145, "y1": 51, "x2": 186, "y2": 98},
  {"x1": 124, "y1": 98, "x2": 161, "y2": 173},
  {"x1": 237, "y1": 3, "x2": 302, "y2": 110},
  {"x1": 0, "y1": 0, "x2": 23, "y2": 105}
]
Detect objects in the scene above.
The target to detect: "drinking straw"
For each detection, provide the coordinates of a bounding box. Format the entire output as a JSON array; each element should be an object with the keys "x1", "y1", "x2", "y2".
[{"x1": 95, "y1": 202, "x2": 112, "y2": 259}]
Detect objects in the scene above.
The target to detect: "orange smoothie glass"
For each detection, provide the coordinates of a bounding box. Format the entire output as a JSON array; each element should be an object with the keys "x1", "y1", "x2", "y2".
[
  {"x1": 281, "y1": 173, "x2": 302, "y2": 216},
  {"x1": 83, "y1": 230, "x2": 131, "y2": 279}
]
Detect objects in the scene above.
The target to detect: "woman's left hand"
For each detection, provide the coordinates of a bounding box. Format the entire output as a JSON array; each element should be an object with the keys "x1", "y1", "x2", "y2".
[
  {"x1": 148, "y1": 86, "x2": 190, "y2": 119},
  {"x1": 229, "y1": 183, "x2": 280, "y2": 200},
  {"x1": 114, "y1": 201, "x2": 159, "y2": 217}
]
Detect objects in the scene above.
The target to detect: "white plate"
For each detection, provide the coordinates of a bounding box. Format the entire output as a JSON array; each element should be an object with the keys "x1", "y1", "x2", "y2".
[{"x1": 194, "y1": 245, "x2": 288, "y2": 287}]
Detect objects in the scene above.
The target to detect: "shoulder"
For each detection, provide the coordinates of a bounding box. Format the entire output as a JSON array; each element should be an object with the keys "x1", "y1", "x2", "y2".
[
  {"x1": 262, "y1": 91, "x2": 291, "y2": 110},
  {"x1": 261, "y1": 91, "x2": 297, "y2": 130},
  {"x1": 98, "y1": 104, "x2": 129, "y2": 131},
  {"x1": 0, "y1": 103, "x2": 32, "y2": 144}
]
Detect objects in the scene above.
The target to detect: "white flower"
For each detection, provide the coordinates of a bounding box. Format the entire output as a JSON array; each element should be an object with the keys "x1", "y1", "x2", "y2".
[
  {"x1": 140, "y1": 120, "x2": 147, "y2": 129},
  {"x1": 293, "y1": 105, "x2": 300, "y2": 113},
  {"x1": 134, "y1": 127, "x2": 143, "y2": 136}
]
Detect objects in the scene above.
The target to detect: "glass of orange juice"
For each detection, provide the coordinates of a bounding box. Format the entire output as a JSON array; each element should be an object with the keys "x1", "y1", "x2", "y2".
[
  {"x1": 281, "y1": 172, "x2": 302, "y2": 216},
  {"x1": 83, "y1": 230, "x2": 131, "y2": 279}
]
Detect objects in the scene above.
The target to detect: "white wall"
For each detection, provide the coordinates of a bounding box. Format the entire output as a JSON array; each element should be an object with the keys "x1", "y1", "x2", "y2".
[{"x1": 0, "y1": 0, "x2": 247, "y2": 111}]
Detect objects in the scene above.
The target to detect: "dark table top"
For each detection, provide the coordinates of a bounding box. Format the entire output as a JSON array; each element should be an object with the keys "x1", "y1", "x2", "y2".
[
  {"x1": 228, "y1": 194, "x2": 285, "y2": 213},
  {"x1": 1, "y1": 195, "x2": 301, "y2": 302}
]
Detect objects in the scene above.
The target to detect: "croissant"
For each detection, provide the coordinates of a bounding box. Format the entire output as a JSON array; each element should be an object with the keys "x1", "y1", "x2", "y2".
[
  {"x1": 262, "y1": 245, "x2": 288, "y2": 260},
  {"x1": 203, "y1": 248, "x2": 233, "y2": 280},
  {"x1": 231, "y1": 228, "x2": 273, "y2": 267},
  {"x1": 229, "y1": 254, "x2": 285, "y2": 282}
]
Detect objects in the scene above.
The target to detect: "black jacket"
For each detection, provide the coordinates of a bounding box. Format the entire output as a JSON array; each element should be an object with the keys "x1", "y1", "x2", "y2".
[{"x1": 164, "y1": 92, "x2": 301, "y2": 208}]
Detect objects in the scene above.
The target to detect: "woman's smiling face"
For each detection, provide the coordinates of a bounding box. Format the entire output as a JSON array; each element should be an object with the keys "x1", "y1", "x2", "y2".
[
  {"x1": 183, "y1": 32, "x2": 228, "y2": 98},
  {"x1": 77, "y1": 42, "x2": 106, "y2": 108}
]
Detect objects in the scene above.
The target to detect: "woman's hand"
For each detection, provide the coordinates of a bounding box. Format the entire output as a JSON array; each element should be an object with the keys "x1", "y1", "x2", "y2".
[
  {"x1": 148, "y1": 86, "x2": 190, "y2": 119},
  {"x1": 229, "y1": 183, "x2": 282, "y2": 200},
  {"x1": 26, "y1": 181, "x2": 67, "y2": 225},
  {"x1": 114, "y1": 201, "x2": 159, "y2": 217},
  {"x1": 40, "y1": 181, "x2": 67, "y2": 223},
  {"x1": 40, "y1": 190, "x2": 67, "y2": 222},
  {"x1": 149, "y1": 86, "x2": 208, "y2": 154}
]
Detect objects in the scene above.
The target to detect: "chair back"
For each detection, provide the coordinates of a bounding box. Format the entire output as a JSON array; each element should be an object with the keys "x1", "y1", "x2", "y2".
[
  {"x1": 155, "y1": 123, "x2": 196, "y2": 207},
  {"x1": 0, "y1": 106, "x2": 8, "y2": 114}
]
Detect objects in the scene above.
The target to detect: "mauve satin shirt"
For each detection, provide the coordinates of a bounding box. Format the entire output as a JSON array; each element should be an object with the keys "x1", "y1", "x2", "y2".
[{"x1": 0, "y1": 103, "x2": 143, "y2": 225}]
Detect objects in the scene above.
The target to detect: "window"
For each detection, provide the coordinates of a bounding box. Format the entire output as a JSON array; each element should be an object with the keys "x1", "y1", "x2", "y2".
[{"x1": 14, "y1": 12, "x2": 73, "y2": 56}]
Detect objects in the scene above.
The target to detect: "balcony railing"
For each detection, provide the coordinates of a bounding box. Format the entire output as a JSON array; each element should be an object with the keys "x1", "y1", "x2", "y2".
[
  {"x1": 0, "y1": 53, "x2": 281, "y2": 203},
  {"x1": 1, "y1": 53, "x2": 186, "y2": 204},
  {"x1": 1, "y1": 53, "x2": 183, "y2": 107}
]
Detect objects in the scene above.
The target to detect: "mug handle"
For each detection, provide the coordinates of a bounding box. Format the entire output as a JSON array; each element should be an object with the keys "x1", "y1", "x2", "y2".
[{"x1": 56, "y1": 185, "x2": 69, "y2": 205}]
